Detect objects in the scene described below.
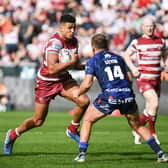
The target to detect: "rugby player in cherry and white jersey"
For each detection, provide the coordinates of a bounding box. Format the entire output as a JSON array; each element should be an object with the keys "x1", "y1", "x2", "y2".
[
  {"x1": 3, "y1": 14, "x2": 90, "y2": 155},
  {"x1": 124, "y1": 15, "x2": 168, "y2": 145}
]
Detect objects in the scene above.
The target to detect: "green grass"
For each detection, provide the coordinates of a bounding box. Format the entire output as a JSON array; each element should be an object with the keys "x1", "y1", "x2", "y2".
[{"x1": 0, "y1": 111, "x2": 168, "y2": 168}]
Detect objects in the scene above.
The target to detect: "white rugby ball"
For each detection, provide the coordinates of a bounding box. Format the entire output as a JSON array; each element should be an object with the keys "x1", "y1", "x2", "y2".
[{"x1": 59, "y1": 49, "x2": 71, "y2": 63}]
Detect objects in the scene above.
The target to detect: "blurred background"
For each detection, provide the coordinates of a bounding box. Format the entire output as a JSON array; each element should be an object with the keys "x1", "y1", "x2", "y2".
[{"x1": 0, "y1": 0, "x2": 168, "y2": 112}]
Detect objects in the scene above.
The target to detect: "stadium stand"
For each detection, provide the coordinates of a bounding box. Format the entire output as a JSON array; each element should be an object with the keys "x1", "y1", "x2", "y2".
[{"x1": 0, "y1": 0, "x2": 168, "y2": 110}]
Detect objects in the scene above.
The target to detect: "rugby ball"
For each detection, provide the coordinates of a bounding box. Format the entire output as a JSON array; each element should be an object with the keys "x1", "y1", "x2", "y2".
[{"x1": 59, "y1": 49, "x2": 71, "y2": 63}]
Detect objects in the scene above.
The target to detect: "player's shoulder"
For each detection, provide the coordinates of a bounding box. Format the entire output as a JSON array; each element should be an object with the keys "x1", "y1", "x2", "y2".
[
  {"x1": 46, "y1": 32, "x2": 62, "y2": 48},
  {"x1": 138, "y1": 35, "x2": 163, "y2": 43},
  {"x1": 49, "y1": 32, "x2": 62, "y2": 43},
  {"x1": 132, "y1": 36, "x2": 142, "y2": 44},
  {"x1": 110, "y1": 52, "x2": 123, "y2": 60},
  {"x1": 153, "y1": 36, "x2": 165, "y2": 45},
  {"x1": 87, "y1": 55, "x2": 95, "y2": 64}
]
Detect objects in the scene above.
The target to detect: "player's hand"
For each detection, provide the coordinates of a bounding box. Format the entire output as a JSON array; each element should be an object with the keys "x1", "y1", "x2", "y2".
[
  {"x1": 70, "y1": 53, "x2": 78, "y2": 66},
  {"x1": 132, "y1": 67, "x2": 141, "y2": 78},
  {"x1": 164, "y1": 64, "x2": 168, "y2": 72}
]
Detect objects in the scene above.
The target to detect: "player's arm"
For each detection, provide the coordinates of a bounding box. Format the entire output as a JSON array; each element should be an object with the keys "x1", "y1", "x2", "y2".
[
  {"x1": 124, "y1": 48, "x2": 140, "y2": 78},
  {"x1": 75, "y1": 74, "x2": 94, "y2": 97},
  {"x1": 123, "y1": 61, "x2": 133, "y2": 83},
  {"x1": 126, "y1": 71, "x2": 133, "y2": 83},
  {"x1": 161, "y1": 45, "x2": 168, "y2": 71},
  {"x1": 47, "y1": 52, "x2": 78, "y2": 75}
]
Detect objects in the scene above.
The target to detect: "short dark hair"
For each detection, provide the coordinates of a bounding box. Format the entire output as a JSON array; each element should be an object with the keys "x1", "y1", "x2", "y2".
[
  {"x1": 60, "y1": 14, "x2": 76, "y2": 23},
  {"x1": 91, "y1": 34, "x2": 108, "y2": 50}
]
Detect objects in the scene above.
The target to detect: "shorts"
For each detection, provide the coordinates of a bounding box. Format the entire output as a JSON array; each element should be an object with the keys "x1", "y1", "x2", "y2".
[
  {"x1": 136, "y1": 79, "x2": 161, "y2": 96},
  {"x1": 93, "y1": 95, "x2": 137, "y2": 115},
  {"x1": 35, "y1": 74, "x2": 77, "y2": 104}
]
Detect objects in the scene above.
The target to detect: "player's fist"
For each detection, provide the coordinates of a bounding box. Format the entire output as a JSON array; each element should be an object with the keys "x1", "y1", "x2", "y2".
[{"x1": 70, "y1": 53, "x2": 78, "y2": 65}]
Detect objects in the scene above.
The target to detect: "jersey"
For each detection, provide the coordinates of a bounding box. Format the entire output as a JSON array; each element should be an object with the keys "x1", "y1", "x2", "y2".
[
  {"x1": 37, "y1": 31, "x2": 78, "y2": 82},
  {"x1": 128, "y1": 36, "x2": 165, "y2": 80},
  {"x1": 86, "y1": 50, "x2": 135, "y2": 104}
]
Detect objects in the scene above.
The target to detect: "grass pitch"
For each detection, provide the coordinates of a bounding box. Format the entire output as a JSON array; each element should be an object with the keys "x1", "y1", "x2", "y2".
[{"x1": 0, "y1": 111, "x2": 168, "y2": 168}]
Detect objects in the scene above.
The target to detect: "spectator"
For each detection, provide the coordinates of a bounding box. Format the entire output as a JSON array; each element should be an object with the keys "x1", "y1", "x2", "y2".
[
  {"x1": 0, "y1": 83, "x2": 13, "y2": 112},
  {"x1": 110, "y1": 27, "x2": 130, "y2": 53},
  {"x1": 19, "y1": 11, "x2": 34, "y2": 46},
  {"x1": 0, "y1": 0, "x2": 168, "y2": 81},
  {"x1": 4, "y1": 25, "x2": 19, "y2": 56}
]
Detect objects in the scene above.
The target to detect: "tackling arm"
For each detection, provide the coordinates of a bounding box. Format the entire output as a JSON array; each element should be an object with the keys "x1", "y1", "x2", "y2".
[
  {"x1": 78, "y1": 74, "x2": 94, "y2": 96},
  {"x1": 126, "y1": 71, "x2": 133, "y2": 83}
]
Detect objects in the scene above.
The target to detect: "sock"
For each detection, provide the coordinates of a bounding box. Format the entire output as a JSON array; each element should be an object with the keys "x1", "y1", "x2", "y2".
[
  {"x1": 146, "y1": 137, "x2": 163, "y2": 157},
  {"x1": 140, "y1": 110, "x2": 148, "y2": 125},
  {"x1": 9, "y1": 128, "x2": 20, "y2": 141},
  {"x1": 79, "y1": 142, "x2": 88, "y2": 153},
  {"x1": 148, "y1": 110, "x2": 157, "y2": 134},
  {"x1": 68, "y1": 121, "x2": 80, "y2": 134}
]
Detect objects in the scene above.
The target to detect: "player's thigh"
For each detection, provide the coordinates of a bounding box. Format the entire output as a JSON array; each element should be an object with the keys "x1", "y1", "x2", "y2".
[
  {"x1": 143, "y1": 89, "x2": 159, "y2": 107},
  {"x1": 33, "y1": 102, "x2": 49, "y2": 120},
  {"x1": 84, "y1": 104, "x2": 106, "y2": 123},
  {"x1": 60, "y1": 82, "x2": 88, "y2": 105}
]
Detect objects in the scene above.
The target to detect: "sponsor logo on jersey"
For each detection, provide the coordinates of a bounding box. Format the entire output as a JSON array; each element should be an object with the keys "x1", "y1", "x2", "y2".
[
  {"x1": 104, "y1": 53, "x2": 111, "y2": 58},
  {"x1": 51, "y1": 43, "x2": 62, "y2": 51}
]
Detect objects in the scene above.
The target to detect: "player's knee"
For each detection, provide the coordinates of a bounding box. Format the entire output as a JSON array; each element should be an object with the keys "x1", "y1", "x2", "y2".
[
  {"x1": 33, "y1": 119, "x2": 44, "y2": 127},
  {"x1": 133, "y1": 123, "x2": 141, "y2": 131},
  {"x1": 78, "y1": 94, "x2": 90, "y2": 108},
  {"x1": 148, "y1": 98, "x2": 159, "y2": 110},
  {"x1": 152, "y1": 102, "x2": 159, "y2": 110},
  {"x1": 128, "y1": 116, "x2": 141, "y2": 130}
]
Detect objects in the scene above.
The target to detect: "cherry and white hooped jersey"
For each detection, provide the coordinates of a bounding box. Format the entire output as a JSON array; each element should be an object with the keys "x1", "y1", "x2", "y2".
[
  {"x1": 128, "y1": 36, "x2": 166, "y2": 80},
  {"x1": 38, "y1": 32, "x2": 78, "y2": 81}
]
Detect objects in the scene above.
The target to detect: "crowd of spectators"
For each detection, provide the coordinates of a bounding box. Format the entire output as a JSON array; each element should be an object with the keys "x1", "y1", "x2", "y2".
[{"x1": 0, "y1": 0, "x2": 168, "y2": 79}]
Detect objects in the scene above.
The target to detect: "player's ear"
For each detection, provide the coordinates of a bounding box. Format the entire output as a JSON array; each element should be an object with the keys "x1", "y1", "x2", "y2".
[{"x1": 92, "y1": 47, "x2": 95, "y2": 55}]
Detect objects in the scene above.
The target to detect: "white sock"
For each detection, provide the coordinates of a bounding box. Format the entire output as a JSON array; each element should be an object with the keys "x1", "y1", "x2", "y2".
[
  {"x1": 15, "y1": 128, "x2": 20, "y2": 136},
  {"x1": 71, "y1": 120, "x2": 80, "y2": 126},
  {"x1": 143, "y1": 109, "x2": 149, "y2": 117},
  {"x1": 148, "y1": 110, "x2": 156, "y2": 116}
]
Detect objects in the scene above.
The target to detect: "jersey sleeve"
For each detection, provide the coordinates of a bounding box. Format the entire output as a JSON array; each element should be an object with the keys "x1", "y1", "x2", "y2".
[
  {"x1": 46, "y1": 39, "x2": 63, "y2": 54},
  {"x1": 127, "y1": 39, "x2": 137, "y2": 53},
  {"x1": 85, "y1": 58, "x2": 95, "y2": 75}
]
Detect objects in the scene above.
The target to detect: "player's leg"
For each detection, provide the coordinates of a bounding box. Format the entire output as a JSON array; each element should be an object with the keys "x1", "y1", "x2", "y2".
[
  {"x1": 132, "y1": 102, "x2": 150, "y2": 144},
  {"x1": 60, "y1": 82, "x2": 90, "y2": 143},
  {"x1": 126, "y1": 110, "x2": 168, "y2": 163},
  {"x1": 17, "y1": 102, "x2": 49, "y2": 133},
  {"x1": 136, "y1": 80, "x2": 150, "y2": 126},
  {"x1": 4, "y1": 102, "x2": 49, "y2": 154},
  {"x1": 134, "y1": 81, "x2": 159, "y2": 144},
  {"x1": 143, "y1": 89, "x2": 160, "y2": 144},
  {"x1": 74, "y1": 104, "x2": 106, "y2": 162},
  {"x1": 132, "y1": 80, "x2": 148, "y2": 144}
]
